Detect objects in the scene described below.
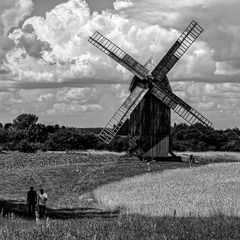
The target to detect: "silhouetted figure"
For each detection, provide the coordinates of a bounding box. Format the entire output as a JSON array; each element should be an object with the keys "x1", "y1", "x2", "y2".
[
  {"x1": 27, "y1": 186, "x2": 37, "y2": 218},
  {"x1": 38, "y1": 188, "x2": 47, "y2": 218},
  {"x1": 190, "y1": 154, "x2": 195, "y2": 163}
]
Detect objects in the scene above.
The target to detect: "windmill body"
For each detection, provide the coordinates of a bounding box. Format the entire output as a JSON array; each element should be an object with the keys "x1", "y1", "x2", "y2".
[
  {"x1": 88, "y1": 20, "x2": 214, "y2": 160},
  {"x1": 129, "y1": 76, "x2": 171, "y2": 159}
]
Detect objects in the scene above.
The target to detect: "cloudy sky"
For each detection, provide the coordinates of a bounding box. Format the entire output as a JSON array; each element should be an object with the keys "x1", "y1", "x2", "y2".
[{"x1": 0, "y1": 0, "x2": 240, "y2": 129}]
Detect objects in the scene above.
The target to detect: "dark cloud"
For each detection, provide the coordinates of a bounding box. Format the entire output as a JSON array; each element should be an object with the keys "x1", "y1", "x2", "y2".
[
  {"x1": 10, "y1": 77, "x2": 130, "y2": 90},
  {"x1": 0, "y1": 36, "x2": 15, "y2": 72},
  {"x1": 0, "y1": 68, "x2": 9, "y2": 74},
  {"x1": 17, "y1": 24, "x2": 52, "y2": 59},
  {"x1": 22, "y1": 23, "x2": 34, "y2": 33},
  {"x1": 171, "y1": 75, "x2": 240, "y2": 84}
]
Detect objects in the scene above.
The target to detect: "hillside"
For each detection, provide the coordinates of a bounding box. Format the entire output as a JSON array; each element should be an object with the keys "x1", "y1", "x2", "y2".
[{"x1": 0, "y1": 151, "x2": 191, "y2": 218}]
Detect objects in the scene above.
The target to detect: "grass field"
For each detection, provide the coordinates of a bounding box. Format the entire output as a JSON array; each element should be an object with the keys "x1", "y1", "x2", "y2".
[
  {"x1": 179, "y1": 151, "x2": 240, "y2": 163},
  {"x1": 1, "y1": 213, "x2": 240, "y2": 240},
  {"x1": 0, "y1": 151, "x2": 190, "y2": 215},
  {"x1": 95, "y1": 162, "x2": 240, "y2": 217},
  {"x1": 1, "y1": 151, "x2": 240, "y2": 239}
]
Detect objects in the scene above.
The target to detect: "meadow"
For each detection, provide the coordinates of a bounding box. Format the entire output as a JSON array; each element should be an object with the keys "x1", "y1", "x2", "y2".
[
  {"x1": 95, "y1": 162, "x2": 240, "y2": 217},
  {"x1": 1, "y1": 151, "x2": 240, "y2": 239},
  {"x1": 179, "y1": 151, "x2": 240, "y2": 163}
]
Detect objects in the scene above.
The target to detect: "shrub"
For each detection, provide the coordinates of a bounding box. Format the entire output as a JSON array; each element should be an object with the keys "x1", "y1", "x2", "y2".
[{"x1": 19, "y1": 140, "x2": 37, "y2": 153}]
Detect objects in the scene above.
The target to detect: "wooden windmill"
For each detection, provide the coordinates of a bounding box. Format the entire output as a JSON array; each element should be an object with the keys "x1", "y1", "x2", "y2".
[{"x1": 88, "y1": 20, "x2": 213, "y2": 160}]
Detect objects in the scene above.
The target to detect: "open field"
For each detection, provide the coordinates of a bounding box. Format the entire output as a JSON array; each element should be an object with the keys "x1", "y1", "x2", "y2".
[
  {"x1": 95, "y1": 162, "x2": 240, "y2": 217},
  {"x1": 1, "y1": 151, "x2": 240, "y2": 239},
  {"x1": 179, "y1": 151, "x2": 240, "y2": 163},
  {"x1": 0, "y1": 150, "x2": 125, "y2": 170},
  {"x1": 0, "y1": 151, "x2": 190, "y2": 214}
]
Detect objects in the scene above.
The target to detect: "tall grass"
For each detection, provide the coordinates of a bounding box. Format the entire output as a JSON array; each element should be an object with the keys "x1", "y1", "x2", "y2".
[
  {"x1": 1, "y1": 212, "x2": 240, "y2": 240},
  {"x1": 179, "y1": 151, "x2": 240, "y2": 163},
  {"x1": 94, "y1": 162, "x2": 240, "y2": 217}
]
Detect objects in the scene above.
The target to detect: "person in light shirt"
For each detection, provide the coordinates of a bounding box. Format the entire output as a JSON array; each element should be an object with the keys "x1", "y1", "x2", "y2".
[{"x1": 38, "y1": 188, "x2": 47, "y2": 218}]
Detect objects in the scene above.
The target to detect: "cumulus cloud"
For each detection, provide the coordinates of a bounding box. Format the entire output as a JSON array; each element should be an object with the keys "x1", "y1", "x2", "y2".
[
  {"x1": 0, "y1": 0, "x2": 240, "y2": 127},
  {"x1": 171, "y1": 81, "x2": 240, "y2": 128},
  {"x1": 3, "y1": 0, "x2": 181, "y2": 87},
  {"x1": 113, "y1": 0, "x2": 134, "y2": 10},
  {"x1": 113, "y1": 0, "x2": 240, "y2": 75},
  {"x1": 5, "y1": 0, "x2": 240, "y2": 88},
  {"x1": 9, "y1": 24, "x2": 52, "y2": 59},
  {"x1": 0, "y1": 86, "x2": 104, "y2": 116},
  {"x1": 0, "y1": 0, "x2": 33, "y2": 35},
  {"x1": 0, "y1": 0, "x2": 34, "y2": 72},
  {"x1": 46, "y1": 103, "x2": 102, "y2": 115}
]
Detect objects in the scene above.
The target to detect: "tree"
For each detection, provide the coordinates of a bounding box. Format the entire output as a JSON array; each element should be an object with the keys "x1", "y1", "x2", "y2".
[
  {"x1": 0, "y1": 128, "x2": 8, "y2": 144},
  {"x1": 45, "y1": 128, "x2": 85, "y2": 151},
  {"x1": 27, "y1": 123, "x2": 49, "y2": 143},
  {"x1": 19, "y1": 139, "x2": 37, "y2": 153},
  {"x1": 4, "y1": 123, "x2": 12, "y2": 130},
  {"x1": 13, "y1": 113, "x2": 38, "y2": 130}
]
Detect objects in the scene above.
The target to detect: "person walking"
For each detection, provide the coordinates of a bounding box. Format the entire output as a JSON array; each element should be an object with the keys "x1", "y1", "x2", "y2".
[
  {"x1": 27, "y1": 186, "x2": 37, "y2": 218},
  {"x1": 38, "y1": 188, "x2": 47, "y2": 218},
  {"x1": 190, "y1": 154, "x2": 195, "y2": 163}
]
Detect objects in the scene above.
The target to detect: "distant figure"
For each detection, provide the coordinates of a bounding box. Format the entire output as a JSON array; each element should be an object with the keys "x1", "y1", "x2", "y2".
[
  {"x1": 27, "y1": 186, "x2": 37, "y2": 218},
  {"x1": 38, "y1": 189, "x2": 48, "y2": 218},
  {"x1": 190, "y1": 154, "x2": 195, "y2": 163}
]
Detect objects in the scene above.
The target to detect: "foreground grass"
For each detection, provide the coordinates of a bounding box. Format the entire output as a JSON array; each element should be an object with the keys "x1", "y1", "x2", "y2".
[
  {"x1": 1, "y1": 213, "x2": 240, "y2": 240},
  {"x1": 95, "y1": 162, "x2": 240, "y2": 217}
]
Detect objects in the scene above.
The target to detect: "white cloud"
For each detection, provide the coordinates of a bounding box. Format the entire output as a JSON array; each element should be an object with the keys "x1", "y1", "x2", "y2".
[
  {"x1": 46, "y1": 103, "x2": 102, "y2": 115},
  {"x1": 113, "y1": 0, "x2": 134, "y2": 10},
  {"x1": 0, "y1": 0, "x2": 240, "y2": 128},
  {"x1": 0, "y1": 86, "x2": 104, "y2": 116},
  {"x1": 113, "y1": 0, "x2": 240, "y2": 74},
  {"x1": 5, "y1": 0, "x2": 240, "y2": 88},
  {"x1": 0, "y1": 0, "x2": 33, "y2": 35},
  {"x1": 0, "y1": 0, "x2": 34, "y2": 71},
  {"x1": 3, "y1": 0, "x2": 183, "y2": 87},
  {"x1": 177, "y1": 81, "x2": 239, "y2": 115}
]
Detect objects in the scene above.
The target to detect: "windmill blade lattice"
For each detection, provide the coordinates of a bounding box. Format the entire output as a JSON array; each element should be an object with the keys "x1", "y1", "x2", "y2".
[
  {"x1": 151, "y1": 81, "x2": 213, "y2": 129},
  {"x1": 88, "y1": 31, "x2": 149, "y2": 80},
  {"x1": 99, "y1": 84, "x2": 148, "y2": 144},
  {"x1": 88, "y1": 20, "x2": 213, "y2": 160},
  {"x1": 151, "y1": 20, "x2": 203, "y2": 82}
]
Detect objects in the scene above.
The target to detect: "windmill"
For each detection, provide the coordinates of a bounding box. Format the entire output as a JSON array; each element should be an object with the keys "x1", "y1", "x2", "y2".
[{"x1": 88, "y1": 20, "x2": 213, "y2": 161}]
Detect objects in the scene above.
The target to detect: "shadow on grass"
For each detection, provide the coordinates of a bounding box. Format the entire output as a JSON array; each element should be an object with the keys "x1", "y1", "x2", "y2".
[{"x1": 0, "y1": 199, "x2": 119, "y2": 220}]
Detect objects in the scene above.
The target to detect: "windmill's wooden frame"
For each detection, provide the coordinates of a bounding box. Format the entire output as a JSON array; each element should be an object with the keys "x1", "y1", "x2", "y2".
[
  {"x1": 129, "y1": 76, "x2": 172, "y2": 160},
  {"x1": 88, "y1": 20, "x2": 213, "y2": 160}
]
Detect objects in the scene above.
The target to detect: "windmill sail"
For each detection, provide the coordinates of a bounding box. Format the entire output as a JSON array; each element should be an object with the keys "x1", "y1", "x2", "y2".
[
  {"x1": 99, "y1": 84, "x2": 148, "y2": 144},
  {"x1": 151, "y1": 81, "x2": 213, "y2": 129},
  {"x1": 89, "y1": 21, "x2": 213, "y2": 151},
  {"x1": 88, "y1": 31, "x2": 149, "y2": 80},
  {"x1": 151, "y1": 20, "x2": 203, "y2": 82}
]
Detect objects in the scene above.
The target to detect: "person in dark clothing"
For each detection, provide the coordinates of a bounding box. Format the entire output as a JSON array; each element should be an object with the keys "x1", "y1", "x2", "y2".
[
  {"x1": 190, "y1": 154, "x2": 195, "y2": 163},
  {"x1": 27, "y1": 186, "x2": 37, "y2": 218}
]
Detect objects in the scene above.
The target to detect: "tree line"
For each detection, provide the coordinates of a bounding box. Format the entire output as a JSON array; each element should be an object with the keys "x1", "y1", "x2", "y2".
[{"x1": 0, "y1": 113, "x2": 239, "y2": 153}]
